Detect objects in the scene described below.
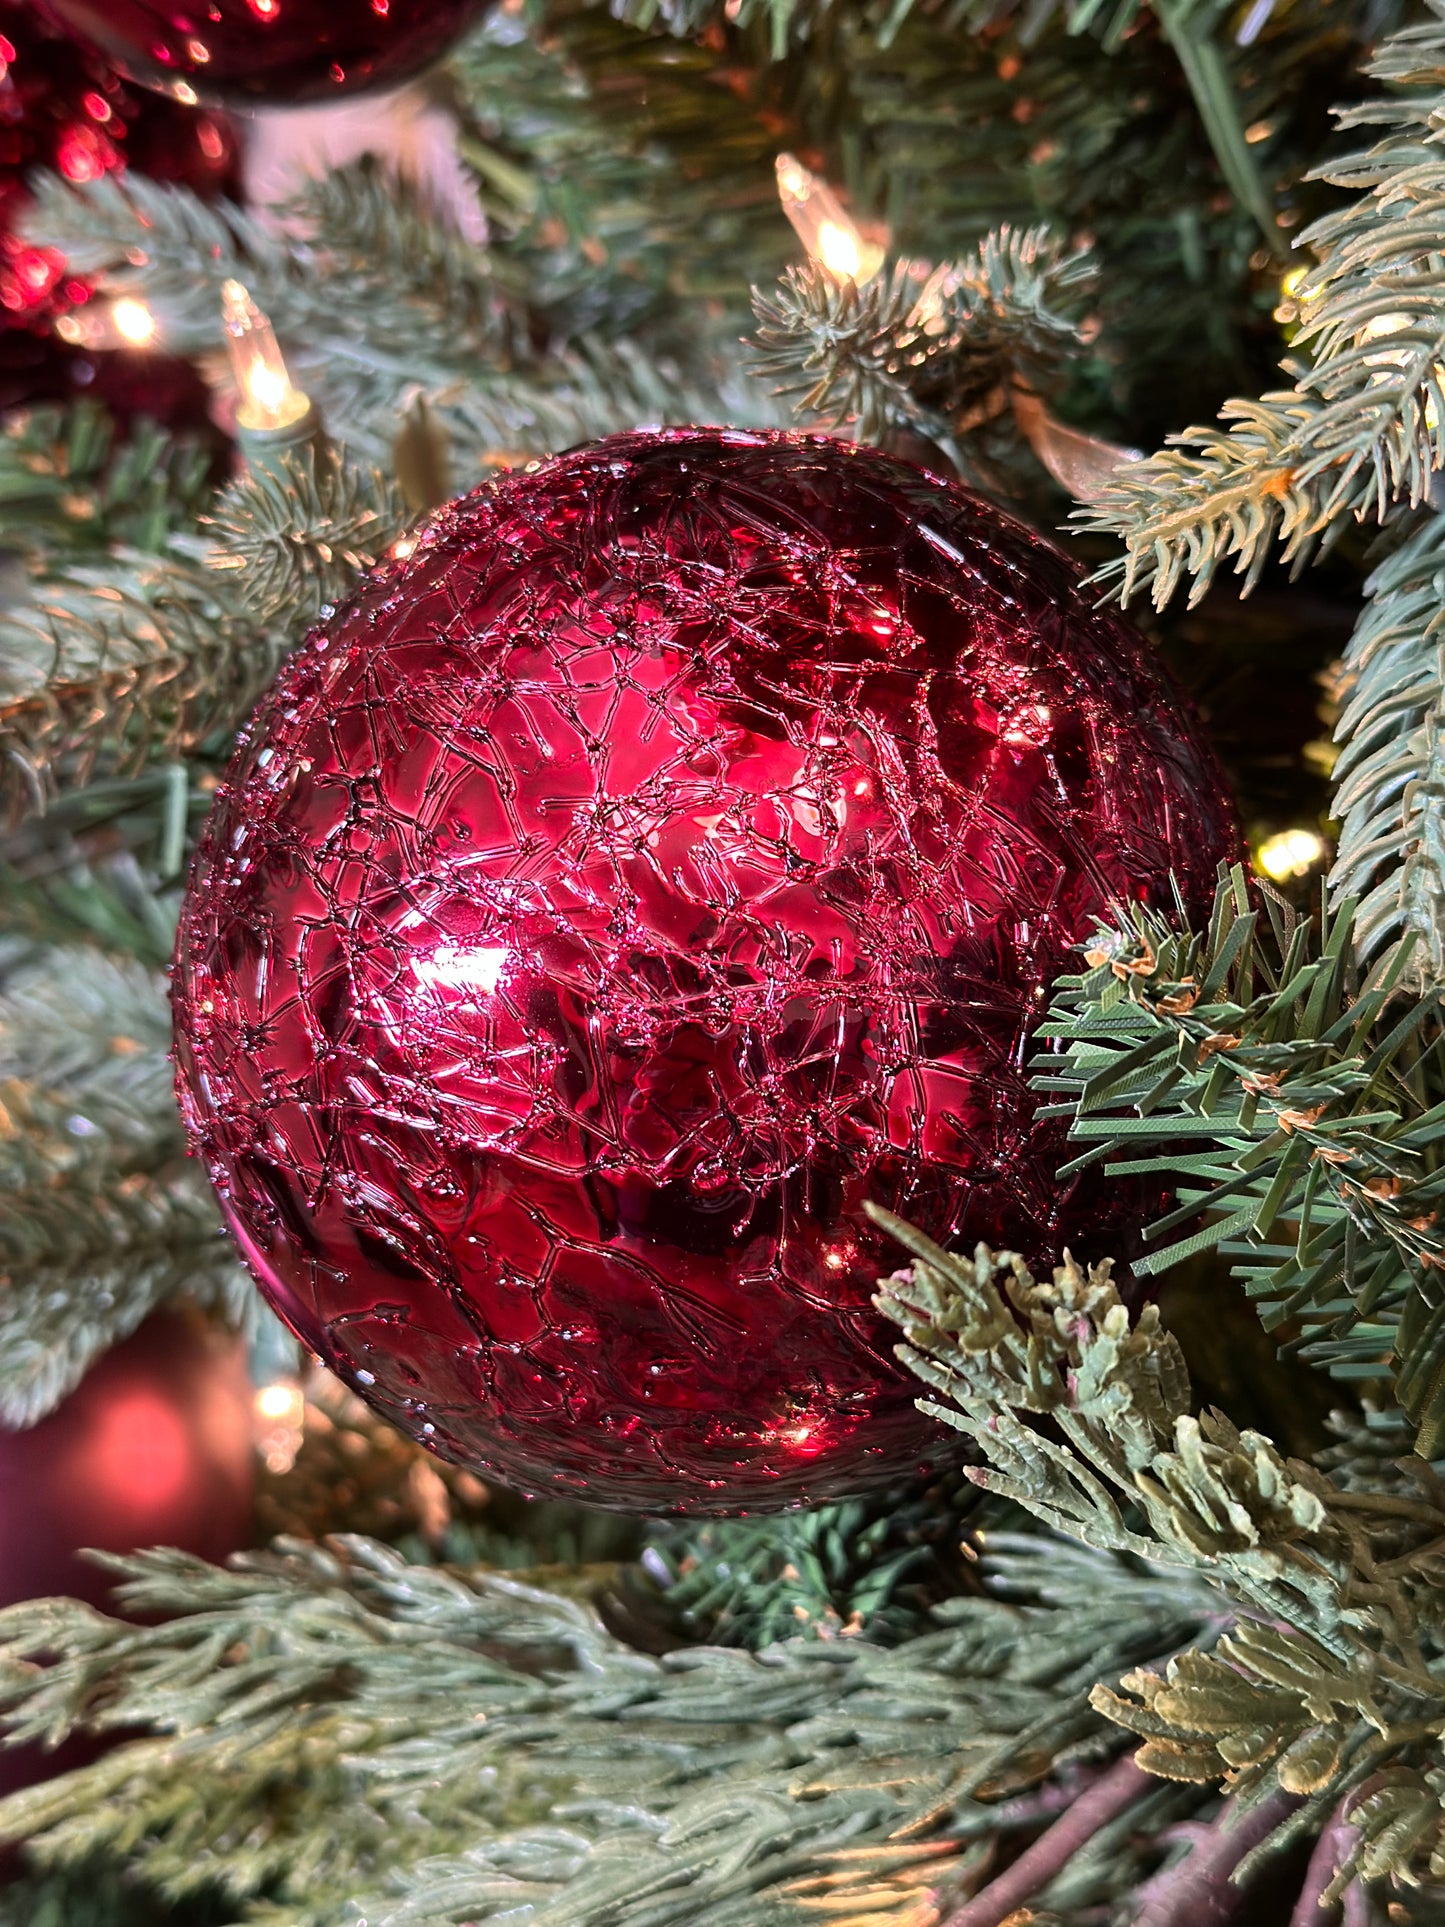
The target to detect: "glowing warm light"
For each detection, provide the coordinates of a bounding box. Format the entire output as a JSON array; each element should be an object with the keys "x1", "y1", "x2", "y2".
[
  {"x1": 1256, "y1": 827, "x2": 1327, "y2": 882},
  {"x1": 253, "y1": 1379, "x2": 306, "y2": 1474},
  {"x1": 111, "y1": 297, "x2": 156, "y2": 345},
  {"x1": 774, "y1": 152, "x2": 885, "y2": 285},
  {"x1": 1274, "y1": 263, "x2": 1313, "y2": 324},
  {"x1": 414, "y1": 943, "x2": 512, "y2": 994},
  {"x1": 222, "y1": 279, "x2": 311, "y2": 433},
  {"x1": 815, "y1": 219, "x2": 865, "y2": 281},
  {"x1": 256, "y1": 1381, "x2": 303, "y2": 1422}
]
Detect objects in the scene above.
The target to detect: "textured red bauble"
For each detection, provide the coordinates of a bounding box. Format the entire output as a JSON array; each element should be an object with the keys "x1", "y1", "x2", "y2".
[
  {"x1": 173, "y1": 429, "x2": 1238, "y2": 1513},
  {"x1": 37, "y1": 0, "x2": 488, "y2": 108}
]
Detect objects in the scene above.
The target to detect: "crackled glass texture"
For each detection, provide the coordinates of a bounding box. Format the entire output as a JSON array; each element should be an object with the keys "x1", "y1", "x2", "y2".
[
  {"x1": 173, "y1": 430, "x2": 1238, "y2": 1512},
  {"x1": 40, "y1": 0, "x2": 486, "y2": 107}
]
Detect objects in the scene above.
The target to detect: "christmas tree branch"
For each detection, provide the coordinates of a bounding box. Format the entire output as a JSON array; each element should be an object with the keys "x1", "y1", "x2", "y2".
[
  {"x1": 0, "y1": 949, "x2": 247, "y2": 1424},
  {"x1": 204, "y1": 442, "x2": 407, "y2": 632},
  {"x1": 0, "y1": 426, "x2": 407, "y2": 817},
  {"x1": 1080, "y1": 6, "x2": 1445, "y2": 605},
  {"x1": 871, "y1": 1212, "x2": 1445, "y2": 1897},
  {"x1": 0, "y1": 1531, "x2": 1218, "y2": 1925},
  {"x1": 0, "y1": 404, "x2": 214, "y2": 563},
  {"x1": 749, "y1": 226, "x2": 1095, "y2": 465},
  {"x1": 639, "y1": 1491, "x2": 953, "y2": 1646},
  {"x1": 0, "y1": 543, "x2": 265, "y2": 817},
  {"x1": 1329, "y1": 512, "x2": 1445, "y2": 992},
  {"x1": 940, "y1": 1751, "x2": 1153, "y2": 1927},
  {"x1": 1032, "y1": 871, "x2": 1445, "y2": 1452}
]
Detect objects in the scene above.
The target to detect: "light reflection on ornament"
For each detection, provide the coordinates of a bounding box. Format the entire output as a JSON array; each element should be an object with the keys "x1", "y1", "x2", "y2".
[
  {"x1": 413, "y1": 943, "x2": 513, "y2": 996},
  {"x1": 253, "y1": 1378, "x2": 306, "y2": 1473}
]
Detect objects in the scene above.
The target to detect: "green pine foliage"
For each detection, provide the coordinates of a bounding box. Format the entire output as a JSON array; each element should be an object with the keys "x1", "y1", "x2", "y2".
[
  {"x1": 874, "y1": 1211, "x2": 1445, "y2": 1903},
  {"x1": 0, "y1": 1533, "x2": 1220, "y2": 1925},
  {"x1": 11, "y1": 0, "x2": 1445, "y2": 1922},
  {"x1": 1033, "y1": 870, "x2": 1445, "y2": 1448},
  {"x1": 0, "y1": 944, "x2": 250, "y2": 1426}
]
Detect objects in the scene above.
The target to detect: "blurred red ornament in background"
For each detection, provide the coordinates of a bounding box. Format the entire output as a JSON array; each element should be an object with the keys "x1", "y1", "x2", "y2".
[
  {"x1": 0, "y1": 0, "x2": 236, "y2": 327},
  {"x1": 173, "y1": 429, "x2": 1239, "y2": 1515},
  {"x1": 0, "y1": 0, "x2": 236, "y2": 411},
  {"x1": 0, "y1": 1308, "x2": 253, "y2": 1802},
  {"x1": 36, "y1": 0, "x2": 488, "y2": 109},
  {"x1": 0, "y1": 1309, "x2": 253, "y2": 1612}
]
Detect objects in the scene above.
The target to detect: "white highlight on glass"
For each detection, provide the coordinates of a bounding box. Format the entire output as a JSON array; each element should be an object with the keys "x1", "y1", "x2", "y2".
[{"x1": 413, "y1": 943, "x2": 513, "y2": 995}]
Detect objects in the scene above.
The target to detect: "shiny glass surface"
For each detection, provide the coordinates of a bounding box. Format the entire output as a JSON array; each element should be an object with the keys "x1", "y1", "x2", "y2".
[
  {"x1": 174, "y1": 430, "x2": 1238, "y2": 1512},
  {"x1": 40, "y1": 0, "x2": 486, "y2": 106}
]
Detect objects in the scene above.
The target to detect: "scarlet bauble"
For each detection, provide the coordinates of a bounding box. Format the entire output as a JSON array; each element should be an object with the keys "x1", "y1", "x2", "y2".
[
  {"x1": 173, "y1": 429, "x2": 1237, "y2": 1513},
  {"x1": 0, "y1": 1308, "x2": 253, "y2": 1609},
  {"x1": 0, "y1": 1308, "x2": 253, "y2": 1802},
  {"x1": 38, "y1": 0, "x2": 488, "y2": 107}
]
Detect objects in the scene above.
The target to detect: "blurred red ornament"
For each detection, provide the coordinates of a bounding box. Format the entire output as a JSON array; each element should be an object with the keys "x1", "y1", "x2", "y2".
[
  {"x1": 172, "y1": 429, "x2": 1238, "y2": 1515},
  {"x1": 0, "y1": 0, "x2": 236, "y2": 410},
  {"x1": 0, "y1": 1307, "x2": 253, "y2": 1803},
  {"x1": 0, "y1": 1, "x2": 236, "y2": 326},
  {"x1": 0, "y1": 1309, "x2": 253, "y2": 1612},
  {"x1": 37, "y1": 0, "x2": 488, "y2": 108}
]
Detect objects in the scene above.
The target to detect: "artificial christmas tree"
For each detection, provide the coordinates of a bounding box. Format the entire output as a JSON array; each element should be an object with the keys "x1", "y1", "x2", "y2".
[{"x1": 5, "y1": 1, "x2": 1445, "y2": 1924}]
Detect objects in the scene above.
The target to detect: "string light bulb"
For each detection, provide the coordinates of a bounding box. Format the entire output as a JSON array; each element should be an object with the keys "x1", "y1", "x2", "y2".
[
  {"x1": 774, "y1": 154, "x2": 885, "y2": 285},
  {"x1": 1256, "y1": 827, "x2": 1328, "y2": 882},
  {"x1": 55, "y1": 295, "x2": 158, "y2": 352},
  {"x1": 110, "y1": 296, "x2": 156, "y2": 346},
  {"x1": 253, "y1": 1378, "x2": 306, "y2": 1475},
  {"x1": 222, "y1": 278, "x2": 312, "y2": 434}
]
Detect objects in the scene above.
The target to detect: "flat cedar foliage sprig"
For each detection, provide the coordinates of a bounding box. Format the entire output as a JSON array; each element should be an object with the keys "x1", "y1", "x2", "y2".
[
  {"x1": 871, "y1": 1214, "x2": 1445, "y2": 1906},
  {"x1": 0, "y1": 1532, "x2": 1223, "y2": 1926},
  {"x1": 1034, "y1": 869, "x2": 1445, "y2": 1450}
]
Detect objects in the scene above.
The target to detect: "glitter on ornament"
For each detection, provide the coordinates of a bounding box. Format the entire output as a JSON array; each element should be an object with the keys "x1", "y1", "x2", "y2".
[
  {"x1": 41, "y1": 0, "x2": 490, "y2": 108},
  {"x1": 173, "y1": 429, "x2": 1239, "y2": 1514}
]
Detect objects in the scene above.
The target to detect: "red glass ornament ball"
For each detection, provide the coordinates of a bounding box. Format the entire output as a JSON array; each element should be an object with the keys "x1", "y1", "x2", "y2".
[
  {"x1": 172, "y1": 429, "x2": 1238, "y2": 1515},
  {"x1": 0, "y1": 1308, "x2": 253, "y2": 1803},
  {"x1": 37, "y1": 0, "x2": 488, "y2": 108},
  {"x1": 0, "y1": 1308, "x2": 254, "y2": 1611}
]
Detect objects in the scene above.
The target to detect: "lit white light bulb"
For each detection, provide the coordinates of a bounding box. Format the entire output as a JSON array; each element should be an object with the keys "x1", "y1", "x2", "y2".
[
  {"x1": 774, "y1": 153, "x2": 885, "y2": 285},
  {"x1": 222, "y1": 278, "x2": 311, "y2": 433}
]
